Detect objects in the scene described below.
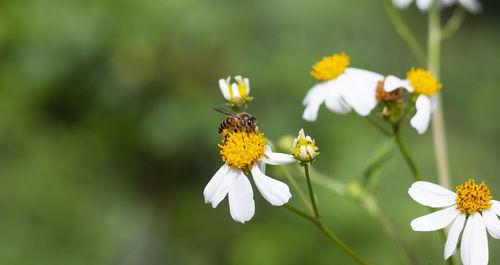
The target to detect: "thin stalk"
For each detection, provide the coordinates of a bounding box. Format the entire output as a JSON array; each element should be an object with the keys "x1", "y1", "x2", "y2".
[
  {"x1": 393, "y1": 126, "x2": 422, "y2": 181},
  {"x1": 382, "y1": 0, "x2": 426, "y2": 66},
  {"x1": 304, "y1": 164, "x2": 320, "y2": 219},
  {"x1": 428, "y1": 3, "x2": 451, "y2": 190},
  {"x1": 365, "y1": 117, "x2": 393, "y2": 137},
  {"x1": 281, "y1": 166, "x2": 315, "y2": 215},
  {"x1": 428, "y1": 6, "x2": 456, "y2": 265},
  {"x1": 441, "y1": 7, "x2": 467, "y2": 40},
  {"x1": 284, "y1": 204, "x2": 371, "y2": 265},
  {"x1": 361, "y1": 196, "x2": 419, "y2": 265}
]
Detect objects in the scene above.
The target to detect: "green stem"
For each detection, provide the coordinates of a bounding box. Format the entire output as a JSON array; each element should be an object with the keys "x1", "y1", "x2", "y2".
[
  {"x1": 393, "y1": 126, "x2": 422, "y2": 181},
  {"x1": 428, "y1": 6, "x2": 456, "y2": 265},
  {"x1": 382, "y1": 0, "x2": 426, "y2": 66},
  {"x1": 281, "y1": 166, "x2": 315, "y2": 215},
  {"x1": 361, "y1": 196, "x2": 419, "y2": 265},
  {"x1": 441, "y1": 7, "x2": 467, "y2": 40},
  {"x1": 365, "y1": 117, "x2": 392, "y2": 137},
  {"x1": 284, "y1": 204, "x2": 371, "y2": 265},
  {"x1": 304, "y1": 164, "x2": 320, "y2": 219},
  {"x1": 428, "y1": 1, "x2": 451, "y2": 190}
]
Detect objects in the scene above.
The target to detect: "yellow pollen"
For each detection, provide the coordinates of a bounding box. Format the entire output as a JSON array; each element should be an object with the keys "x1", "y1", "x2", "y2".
[
  {"x1": 236, "y1": 83, "x2": 248, "y2": 100},
  {"x1": 310, "y1": 53, "x2": 350, "y2": 81},
  {"x1": 455, "y1": 179, "x2": 492, "y2": 215},
  {"x1": 407, "y1": 68, "x2": 442, "y2": 96},
  {"x1": 293, "y1": 138, "x2": 318, "y2": 161},
  {"x1": 219, "y1": 131, "x2": 266, "y2": 170}
]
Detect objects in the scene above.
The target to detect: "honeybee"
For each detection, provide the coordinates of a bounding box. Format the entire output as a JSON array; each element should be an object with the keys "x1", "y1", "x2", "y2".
[{"x1": 214, "y1": 107, "x2": 257, "y2": 140}]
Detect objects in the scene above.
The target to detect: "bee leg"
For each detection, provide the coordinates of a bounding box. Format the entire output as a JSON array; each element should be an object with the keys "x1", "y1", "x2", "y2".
[{"x1": 222, "y1": 129, "x2": 229, "y2": 142}]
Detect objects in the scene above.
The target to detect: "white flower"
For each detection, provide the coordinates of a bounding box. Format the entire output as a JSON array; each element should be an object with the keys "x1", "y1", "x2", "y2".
[
  {"x1": 302, "y1": 53, "x2": 383, "y2": 121},
  {"x1": 219, "y1": 75, "x2": 250, "y2": 104},
  {"x1": 392, "y1": 0, "x2": 481, "y2": 13},
  {"x1": 384, "y1": 68, "x2": 441, "y2": 134},
  {"x1": 291, "y1": 129, "x2": 319, "y2": 162},
  {"x1": 409, "y1": 180, "x2": 500, "y2": 265},
  {"x1": 203, "y1": 131, "x2": 295, "y2": 223}
]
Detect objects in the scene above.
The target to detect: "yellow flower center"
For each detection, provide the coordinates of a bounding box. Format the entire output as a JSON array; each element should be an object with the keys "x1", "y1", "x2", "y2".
[
  {"x1": 455, "y1": 179, "x2": 492, "y2": 215},
  {"x1": 236, "y1": 83, "x2": 248, "y2": 100},
  {"x1": 407, "y1": 68, "x2": 442, "y2": 96},
  {"x1": 292, "y1": 138, "x2": 318, "y2": 161},
  {"x1": 219, "y1": 131, "x2": 266, "y2": 169},
  {"x1": 310, "y1": 53, "x2": 350, "y2": 81}
]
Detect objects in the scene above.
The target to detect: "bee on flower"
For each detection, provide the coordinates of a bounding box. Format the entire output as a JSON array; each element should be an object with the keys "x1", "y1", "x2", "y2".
[
  {"x1": 409, "y1": 179, "x2": 500, "y2": 265},
  {"x1": 203, "y1": 130, "x2": 296, "y2": 223},
  {"x1": 302, "y1": 53, "x2": 384, "y2": 121}
]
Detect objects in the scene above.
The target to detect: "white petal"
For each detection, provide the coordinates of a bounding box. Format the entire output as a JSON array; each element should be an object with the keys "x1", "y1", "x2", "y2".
[
  {"x1": 203, "y1": 164, "x2": 237, "y2": 208},
  {"x1": 410, "y1": 95, "x2": 432, "y2": 134},
  {"x1": 416, "y1": 0, "x2": 434, "y2": 10},
  {"x1": 218, "y1": 78, "x2": 231, "y2": 101},
  {"x1": 411, "y1": 206, "x2": 459, "y2": 231},
  {"x1": 458, "y1": 0, "x2": 481, "y2": 13},
  {"x1": 323, "y1": 79, "x2": 351, "y2": 114},
  {"x1": 306, "y1": 145, "x2": 315, "y2": 158},
  {"x1": 251, "y1": 166, "x2": 291, "y2": 206},
  {"x1": 244, "y1": 77, "x2": 250, "y2": 94},
  {"x1": 460, "y1": 213, "x2": 488, "y2": 265},
  {"x1": 228, "y1": 172, "x2": 255, "y2": 223},
  {"x1": 231, "y1": 83, "x2": 241, "y2": 99},
  {"x1": 392, "y1": 0, "x2": 414, "y2": 9},
  {"x1": 491, "y1": 200, "x2": 500, "y2": 216},
  {"x1": 300, "y1": 146, "x2": 307, "y2": 160},
  {"x1": 339, "y1": 68, "x2": 383, "y2": 116},
  {"x1": 444, "y1": 213, "x2": 466, "y2": 260},
  {"x1": 384, "y1": 75, "x2": 413, "y2": 93},
  {"x1": 263, "y1": 148, "x2": 296, "y2": 165},
  {"x1": 483, "y1": 208, "x2": 500, "y2": 239},
  {"x1": 408, "y1": 181, "x2": 457, "y2": 207},
  {"x1": 302, "y1": 83, "x2": 327, "y2": 121}
]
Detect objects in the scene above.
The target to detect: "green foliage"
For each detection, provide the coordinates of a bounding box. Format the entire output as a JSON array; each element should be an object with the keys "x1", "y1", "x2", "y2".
[{"x1": 0, "y1": 0, "x2": 499, "y2": 264}]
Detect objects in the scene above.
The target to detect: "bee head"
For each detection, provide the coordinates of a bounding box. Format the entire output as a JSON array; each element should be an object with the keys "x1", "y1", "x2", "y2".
[{"x1": 241, "y1": 113, "x2": 257, "y2": 131}]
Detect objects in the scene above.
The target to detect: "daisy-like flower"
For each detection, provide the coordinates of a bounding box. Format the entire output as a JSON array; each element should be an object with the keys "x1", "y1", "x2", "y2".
[
  {"x1": 409, "y1": 180, "x2": 500, "y2": 265},
  {"x1": 384, "y1": 68, "x2": 441, "y2": 134},
  {"x1": 219, "y1": 75, "x2": 251, "y2": 105},
  {"x1": 392, "y1": 0, "x2": 481, "y2": 14},
  {"x1": 291, "y1": 129, "x2": 319, "y2": 163},
  {"x1": 203, "y1": 130, "x2": 296, "y2": 223},
  {"x1": 302, "y1": 53, "x2": 384, "y2": 121}
]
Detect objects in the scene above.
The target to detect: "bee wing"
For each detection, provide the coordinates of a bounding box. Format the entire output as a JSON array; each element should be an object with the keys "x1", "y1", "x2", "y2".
[{"x1": 213, "y1": 107, "x2": 236, "y2": 116}]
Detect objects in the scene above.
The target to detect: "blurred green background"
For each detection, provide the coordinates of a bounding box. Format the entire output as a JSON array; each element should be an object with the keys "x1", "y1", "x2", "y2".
[{"x1": 0, "y1": 0, "x2": 499, "y2": 264}]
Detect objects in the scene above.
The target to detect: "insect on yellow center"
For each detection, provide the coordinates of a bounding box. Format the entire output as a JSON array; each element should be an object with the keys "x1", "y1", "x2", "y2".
[
  {"x1": 219, "y1": 131, "x2": 266, "y2": 170},
  {"x1": 310, "y1": 53, "x2": 350, "y2": 81},
  {"x1": 407, "y1": 68, "x2": 442, "y2": 96},
  {"x1": 455, "y1": 179, "x2": 492, "y2": 215}
]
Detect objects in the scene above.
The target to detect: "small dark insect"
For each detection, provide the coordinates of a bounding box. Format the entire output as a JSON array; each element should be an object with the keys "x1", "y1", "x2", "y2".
[{"x1": 214, "y1": 107, "x2": 257, "y2": 141}]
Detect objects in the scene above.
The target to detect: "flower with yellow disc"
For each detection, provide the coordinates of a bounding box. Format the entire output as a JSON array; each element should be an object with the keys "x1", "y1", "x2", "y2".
[
  {"x1": 302, "y1": 53, "x2": 384, "y2": 121},
  {"x1": 204, "y1": 130, "x2": 296, "y2": 223},
  {"x1": 219, "y1": 75, "x2": 251, "y2": 107},
  {"x1": 409, "y1": 179, "x2": 500, "y2": 265},
  {"x1": 291, "y1": 129, "x2": 319, "y2": 163},
  {"x1": 383, "y1": 68, "x2": 442, "y2": 134}
]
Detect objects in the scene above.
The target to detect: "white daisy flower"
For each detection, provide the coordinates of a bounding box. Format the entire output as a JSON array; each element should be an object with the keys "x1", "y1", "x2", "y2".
[
  {"x1": 392, "y1": 0, "x2": 481, "y2": 14},
  {"x1": 409, "y1": 180, "x2": 500, "y2": 265},
  {"x1": 302, "y1": 53, "x2": 384, "y2": 121},
  {"x1": 219, "y1": 75, "x2": 251, "y2": 105},
  {"x1": 384, "y1": 68, "x2": 441, "y2": 134},
  {"x1": 291, "y1": 129, "x2": 319, "y2": 162},
  {"x1": 203, "y1": 131, "x2": 296, "y2": 223}
]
